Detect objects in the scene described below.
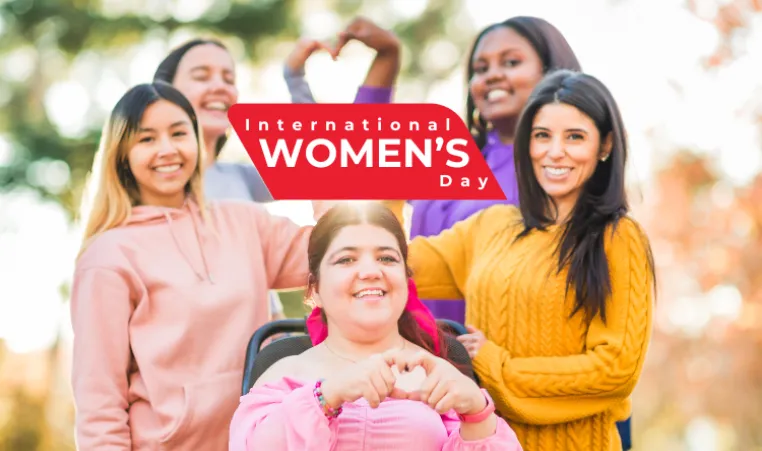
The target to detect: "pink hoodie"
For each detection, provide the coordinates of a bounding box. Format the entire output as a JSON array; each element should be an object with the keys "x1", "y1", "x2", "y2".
[{"x1": 70, "y1": 199, "x2": 323, "y2": 450}]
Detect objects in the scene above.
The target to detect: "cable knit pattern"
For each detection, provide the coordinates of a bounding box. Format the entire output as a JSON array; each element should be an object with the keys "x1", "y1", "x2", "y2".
[{"x1": 408, "y1": 205, "x2": 654, "y2": 451}]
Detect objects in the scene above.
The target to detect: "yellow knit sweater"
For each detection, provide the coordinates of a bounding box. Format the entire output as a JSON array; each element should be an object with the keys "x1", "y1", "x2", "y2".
[{"x1": 408, "y1": 204, "x2": 654, "y2": 451}]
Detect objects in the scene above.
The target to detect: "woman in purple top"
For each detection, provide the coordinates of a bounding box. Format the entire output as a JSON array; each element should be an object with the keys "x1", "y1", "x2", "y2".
[{"x1": 401, "y1": 17, "x2": 582, "y2": 323}]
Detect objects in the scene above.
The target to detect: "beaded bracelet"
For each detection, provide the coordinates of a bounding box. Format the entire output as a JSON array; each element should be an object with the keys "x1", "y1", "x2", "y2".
[{"x1": 313, "y1": 379, "x2": 343, "y2": 419}]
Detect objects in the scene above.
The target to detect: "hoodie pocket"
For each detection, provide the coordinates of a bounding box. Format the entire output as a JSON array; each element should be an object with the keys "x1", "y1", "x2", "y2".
[{"x1": 159, "y1": 371, "x2": 242, "y2": 449}]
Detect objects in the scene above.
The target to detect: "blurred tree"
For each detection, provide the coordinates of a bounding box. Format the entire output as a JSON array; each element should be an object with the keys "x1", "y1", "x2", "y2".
[{"x1": 0, "y1": 0, "x2": 300, "y2": 217}]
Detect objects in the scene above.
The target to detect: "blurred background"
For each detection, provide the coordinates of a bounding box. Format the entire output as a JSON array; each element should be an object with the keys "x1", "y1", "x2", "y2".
[{"x1": 1, "y1": 0, "x2": 761, "y2": 449}]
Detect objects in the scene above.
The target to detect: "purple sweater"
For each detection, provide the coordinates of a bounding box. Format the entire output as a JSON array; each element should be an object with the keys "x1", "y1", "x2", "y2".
[{"x1": 409, "y1": 131, "x2": 519, "y2": 324}]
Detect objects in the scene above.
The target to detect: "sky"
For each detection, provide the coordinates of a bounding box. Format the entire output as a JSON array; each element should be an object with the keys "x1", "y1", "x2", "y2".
[{"x1": 0, "y1": 0, "x2": 759, "y2": 355}]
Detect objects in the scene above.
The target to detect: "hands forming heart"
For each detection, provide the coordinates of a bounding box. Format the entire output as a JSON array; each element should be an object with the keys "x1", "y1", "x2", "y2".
[
  {"x1": 285, "y1": 16, "x2": 401, "y2": 73},
  {"x1": 320, "y1": 348, "x2": 487, "y2": 416}
]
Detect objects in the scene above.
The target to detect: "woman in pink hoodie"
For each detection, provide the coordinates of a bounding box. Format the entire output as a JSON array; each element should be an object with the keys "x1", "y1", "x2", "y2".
[
  {"x1": 228, "y1": 203, "x2": 522, "y2": 450},
  {"x1": 71, "y1": 81, "x2": 326, "y2": 450}
]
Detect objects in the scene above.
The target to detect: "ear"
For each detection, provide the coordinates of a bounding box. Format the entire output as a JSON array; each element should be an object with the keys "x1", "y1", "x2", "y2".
[
  {"x1": 600, "y1": 132, "x2": 613, "y2": 162},
  {"x1": 312, "y1": 291, "x2": 323, "y2": 308}
]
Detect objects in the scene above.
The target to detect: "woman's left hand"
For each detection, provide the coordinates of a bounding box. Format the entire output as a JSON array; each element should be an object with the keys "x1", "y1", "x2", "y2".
[
  {"x1": 392, "y1": 350, "x2": 486, "y2": 415},
  {"x1": 457, "y1": 325, "x2": 487, "y2": 359}
]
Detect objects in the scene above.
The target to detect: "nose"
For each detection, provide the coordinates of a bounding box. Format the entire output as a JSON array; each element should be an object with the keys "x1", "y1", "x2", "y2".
[
  {"x1": 547, "y1": 138, "x2": 566, "y2": 159},
  {"x1": 356, "y1": 256, "x2": 382, "y2": 280},
  {"x1": 156, "y1": 135, "x2": 179, "y2": 157},
  {"x1": 485, "y1": 63, "x2": 507, "y2": 83}
]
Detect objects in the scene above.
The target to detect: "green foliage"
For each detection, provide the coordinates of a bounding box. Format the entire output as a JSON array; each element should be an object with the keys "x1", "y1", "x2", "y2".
[{"x1": 0, "y1": 0, "x2": 300, "y2": 218}]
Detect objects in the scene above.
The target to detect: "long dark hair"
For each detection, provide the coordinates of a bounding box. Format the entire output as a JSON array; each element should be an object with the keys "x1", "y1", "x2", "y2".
[
  {"x1": 154, "y1": 38, "x2": 230, "y2": 157},
  {"x1": 305, "y1": 203, "x2": 449, "y2": 360},
  {"x1": 466, "y1": 16, "x2": 582, "y2": 150},
  {"x1": 514, "y1": 70, "x2": 655, "y2": 324}
]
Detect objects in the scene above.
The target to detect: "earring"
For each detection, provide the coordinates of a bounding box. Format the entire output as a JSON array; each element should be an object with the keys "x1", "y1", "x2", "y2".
[
  {"x1": 472, "y1": 108, "x2": 483, "y2": 130},
  {"x1": 601, "y1": 155, "x2": 609, "y2": 162}
]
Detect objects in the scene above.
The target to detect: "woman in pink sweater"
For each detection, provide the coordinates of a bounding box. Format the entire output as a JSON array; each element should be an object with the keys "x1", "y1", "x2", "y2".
[
  {"x1": 71, "y1": 81, "x2": 326, "y2": 450},
  {"x1": 228, "y1": 203, "x2": 522, "y2": 450}
]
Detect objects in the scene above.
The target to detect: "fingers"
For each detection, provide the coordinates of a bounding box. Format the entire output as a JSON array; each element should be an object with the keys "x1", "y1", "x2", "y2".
[
  {"x1": 378, "y1": 361, "x2": 397, "y2": 394},
  {"x1": 425, "y1": 378, "x2": 450, "y2": 410},
  {"x1": 433, "y1": 392, "x2": 457, "y2": 415},
  {"x1": 465, "y1": 324, "x2": 479, "y2": 334}
]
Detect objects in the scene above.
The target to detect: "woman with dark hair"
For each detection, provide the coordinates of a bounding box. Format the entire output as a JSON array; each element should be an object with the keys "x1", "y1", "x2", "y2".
[
  {"x1": 382, "y1": 16, "x2": 582, "y2": 325},
  {"x1": 406, "y1": 70, "x2": 656, "y2": 450},
  {"x1": 228, "y1": 203, "x2": 522, "y2": 450}
]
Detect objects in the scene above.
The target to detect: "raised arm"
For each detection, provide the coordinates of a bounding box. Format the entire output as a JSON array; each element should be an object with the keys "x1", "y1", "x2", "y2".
[
  {"x1": 471, "y1": 219, "x2": 655, "y2": 425},
  {"x1": 339, "y1": 17, "x2": 399, "y2": 104},
  {"x1": 70, "y1": 264, "x2": 136, "y2": 450},
  {"x1": 283, "y1": 39, "x2": 322, "y2": 104}
]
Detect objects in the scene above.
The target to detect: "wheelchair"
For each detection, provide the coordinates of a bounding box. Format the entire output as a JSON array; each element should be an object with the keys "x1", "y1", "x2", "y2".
[{"x1": 241, "y1": 318, "x2": 477, "y2": 396}]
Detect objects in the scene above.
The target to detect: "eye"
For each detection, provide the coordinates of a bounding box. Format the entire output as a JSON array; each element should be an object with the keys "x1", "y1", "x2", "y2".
[
  {"x1": 532, "y1": 131, "x2": 550, "y2": 139},
  {"x1": 472, "y1": 64, "x2": 487, "y2": 75},
  {"x1": 334, "y1": 256, "x2": 355, "y2": 265},
  {"x1": 379, "y1": 255, "x2": 399, "y2": 264},
  {"x1": 569, "y1": 133, "x2": 585, "y2": 141},
  {"x1": 138, "y1": 136, "x2": 154, "y2": 143},
  {"x1": 173, "y1": 131, "x2": 188, "y2": 137},
  {"x1": 503, "y1": 59, "x2": 521, "y2": 67}
]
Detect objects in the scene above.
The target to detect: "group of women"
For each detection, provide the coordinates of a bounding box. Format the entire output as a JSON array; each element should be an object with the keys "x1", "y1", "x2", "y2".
[{"x1": 70, "y1": 12, "x2": 655, "y2": 451}]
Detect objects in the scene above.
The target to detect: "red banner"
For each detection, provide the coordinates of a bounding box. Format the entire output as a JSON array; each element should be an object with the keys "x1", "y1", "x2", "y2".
[{"x1": 227, "y1": 103, "x2": 506, "y2": 201}]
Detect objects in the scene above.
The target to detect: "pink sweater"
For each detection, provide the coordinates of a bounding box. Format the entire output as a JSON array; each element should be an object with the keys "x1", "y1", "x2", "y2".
[
  {"x1": 70, "y1": 199, "x2": 322, "y2": 450},
  {"x1": 229, "y1": 377, "x2": 523, "y2": 450}
]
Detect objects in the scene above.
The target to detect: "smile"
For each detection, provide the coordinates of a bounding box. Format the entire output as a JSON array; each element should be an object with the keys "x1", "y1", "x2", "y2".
[
  {"x1": 154, "y1": 164, "x2": 182, "y2": 173},
  {"x1": 485, "y1": 89, "x2": 510, "y2": 102},
  {"x1": 353, "y1": 289, "x2": 386, "y2": 299},
  {"x1": 544, "y1": 166, "x2": 571, "y2": 176},
  {"x1": 202, "y1": 101, "x2": 229, "y2": 112}
]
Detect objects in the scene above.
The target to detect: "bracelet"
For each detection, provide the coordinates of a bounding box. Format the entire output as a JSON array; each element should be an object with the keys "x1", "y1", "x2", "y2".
[{"x1": 313, "y1": 379, "x2": 342, "y2": 419}]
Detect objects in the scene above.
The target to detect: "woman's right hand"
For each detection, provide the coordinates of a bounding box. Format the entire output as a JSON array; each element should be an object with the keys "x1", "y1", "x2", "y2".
[
  {"x1": 320, "y1": 351, "x2": 400, "y2": 409},
  {"x1": 285, "y1": 38, "x2": 332, "y2": 72},
  {"x1": 334, "y1": 17, "x2": 400, "y2": 56}
]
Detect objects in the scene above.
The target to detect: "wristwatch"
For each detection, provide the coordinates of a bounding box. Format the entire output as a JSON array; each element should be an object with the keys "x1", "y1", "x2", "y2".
[{"x1": 458, "y1": 389, "x2": 495, "y2": 423}]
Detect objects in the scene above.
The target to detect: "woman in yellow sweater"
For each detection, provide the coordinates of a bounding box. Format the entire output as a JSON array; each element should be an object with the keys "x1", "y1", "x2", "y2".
[{"x1": 406, "y1": 70, "x2": 656, "y2": 450}]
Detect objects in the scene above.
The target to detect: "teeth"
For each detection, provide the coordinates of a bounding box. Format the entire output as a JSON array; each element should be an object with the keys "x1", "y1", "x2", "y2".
[
  {"x1": 545, "y1": 167, "x2": 570, "y2": 176},
  {"x1": 204, "y1": 101, "x2": 227, "y2": 111},
  {"x1": 354, "y1": 289, "x2": 384, "y2": 298},
  {"x1": 486, "y1": 89, "x2": 509, "y2": 101},
  {"x1": 155, "y1": 164, "x2": 181, "y2": 173}
]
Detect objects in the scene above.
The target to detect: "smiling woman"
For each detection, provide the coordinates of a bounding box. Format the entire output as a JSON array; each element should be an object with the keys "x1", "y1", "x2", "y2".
[{"x1": 71, "y1": 81, "x2": 328, "y2": 450}]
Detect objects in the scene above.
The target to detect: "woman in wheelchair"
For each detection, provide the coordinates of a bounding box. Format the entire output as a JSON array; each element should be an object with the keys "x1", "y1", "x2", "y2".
[{"x1": 229, "y1": 203, "x2": 522, "y2": 450}]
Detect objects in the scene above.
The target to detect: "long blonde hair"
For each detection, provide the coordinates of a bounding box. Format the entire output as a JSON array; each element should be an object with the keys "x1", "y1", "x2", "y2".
[{"x1": 78, "y1": 82, "x2": 207, "y2": 258}]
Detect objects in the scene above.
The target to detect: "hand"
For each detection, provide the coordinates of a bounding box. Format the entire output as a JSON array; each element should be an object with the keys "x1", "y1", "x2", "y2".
[
  {"x1": 285, "y1": 38, "x2": 333, "y2": 72},
  {"x1": 456, "y1": 325, "x2": 487, "y2": 359},
  {"x1": 391, "y1": 350, "x2": 486, "y2": 415},
  {"x1": 332, "y1": 16, "x2": 400, "y2": 57},
  {"x1": 320, "y1": 350, "x2": 404, "y2": 409}
]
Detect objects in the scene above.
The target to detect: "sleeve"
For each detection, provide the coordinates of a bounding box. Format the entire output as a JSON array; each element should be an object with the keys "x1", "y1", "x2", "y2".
[
  {"x1": 283, "y1": 65, "x2": 317, "y2": 104},
  {"x1": 471, "y1": 219, "x2": 655, "y2": 425},
  {"x1": 255, "y1": 201, "x2": 330, "y2": 290},
  {"x1": 238, "y1": 164, "x2": 274, "y2": 203},
  {"x1": 353, "y1": 85, "x2": 393, "y2": 104},
  {"x1": 70, "y1": 266, "x2": 136, "y2": 450},
  {"x1": 441, "y1": 410, "x2": 523, "y2": 450},
  {"x1": 228, "y1": 381, "x2": 339, "y2": 451},
  {"x1": 255, "y1": 208, "x2": 312, "y2": 290},
  {"x1": 408, "y1": 206, "x2": 514, "y2": 300}
]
